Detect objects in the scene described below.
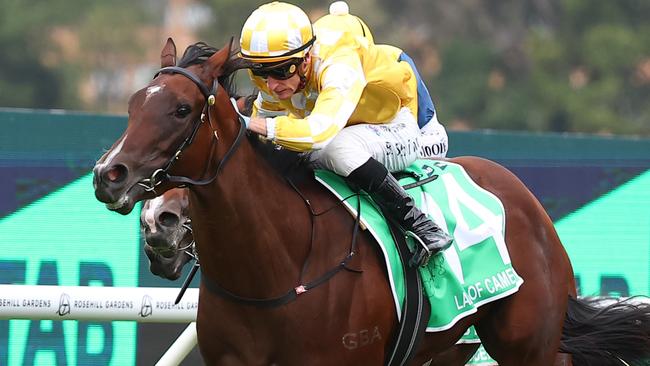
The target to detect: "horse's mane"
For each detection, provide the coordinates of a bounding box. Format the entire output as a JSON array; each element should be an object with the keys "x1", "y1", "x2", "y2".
[
  {"x1": 178, "y1": 41, "x2": 243, "y2": 98},
  {"x1": 178, "y1": 42, "x2": 219, "y2": 67}
]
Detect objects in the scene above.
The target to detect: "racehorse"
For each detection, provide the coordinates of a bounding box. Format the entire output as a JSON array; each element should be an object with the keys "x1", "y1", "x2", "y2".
[
  {"x1": 93, "y1": 39, "x2": 650, "y2": 365},
  {"x1": 141, "y1": 188, "x2": 195, "y2": 280},
  {"x1": 139, "y1": 182, "x2": 482, "y2": 365}
]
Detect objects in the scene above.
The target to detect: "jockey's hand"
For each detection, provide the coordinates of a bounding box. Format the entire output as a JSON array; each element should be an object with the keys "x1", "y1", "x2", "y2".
[
  {"x1": 229, "y1": 98, "x2": 251, "y2": 128},
  {"x1": 229, "y1": 98, "x2": 268, "y2": 136},
  {"x1": 248, "y1": 117, "x2": 268, "y2": 136}
]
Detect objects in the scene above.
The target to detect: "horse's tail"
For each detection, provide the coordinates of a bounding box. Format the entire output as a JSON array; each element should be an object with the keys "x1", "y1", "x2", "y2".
[{"x1": 559, "y1": 296, "x2": 650, "y2": 366}]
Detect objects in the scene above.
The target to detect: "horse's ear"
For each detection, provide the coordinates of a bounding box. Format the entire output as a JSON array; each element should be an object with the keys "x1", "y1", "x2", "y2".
[
  {"x1": 205, "y1": 41, "x2": 232, "y2": 78},
  {"x1": 161, "y1": 38, "x2": 177, "y2": 67}
]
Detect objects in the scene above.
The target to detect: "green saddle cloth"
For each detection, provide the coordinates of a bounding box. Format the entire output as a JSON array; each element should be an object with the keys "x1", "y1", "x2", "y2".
[{"x1": 315, "y1": 159, "x2": 523, "y2": 332}]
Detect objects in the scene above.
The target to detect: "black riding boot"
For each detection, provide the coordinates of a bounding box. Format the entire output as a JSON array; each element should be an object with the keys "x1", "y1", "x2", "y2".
[{"x1": 346, "y1": 158, "x2": 453, "y2": 267}]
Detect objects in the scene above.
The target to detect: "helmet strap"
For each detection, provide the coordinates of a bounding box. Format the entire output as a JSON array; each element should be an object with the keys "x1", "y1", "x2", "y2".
[
  {"x1": 298, "y1": 74, "x2": 307, "y2": 91},
  {"x1": 297, "y1": 56, "x2": 311, "y2": 92}
]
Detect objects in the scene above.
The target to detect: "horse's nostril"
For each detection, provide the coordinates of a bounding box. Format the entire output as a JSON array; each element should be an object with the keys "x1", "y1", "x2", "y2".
[
  {"x1": 104, "y1": 164, "x2": 128, "y2": 184},
  {"x1": 158, "y1": 212, "x2": 180, "y2": 228}
]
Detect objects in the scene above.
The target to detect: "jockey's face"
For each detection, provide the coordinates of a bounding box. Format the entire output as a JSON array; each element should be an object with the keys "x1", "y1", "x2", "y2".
[
  {"x1": 267, "y1": 72, "x2": 301, "y2": 100},
  {"x1": 265, "y1": 54, "x2": 311, "y2": 100}
]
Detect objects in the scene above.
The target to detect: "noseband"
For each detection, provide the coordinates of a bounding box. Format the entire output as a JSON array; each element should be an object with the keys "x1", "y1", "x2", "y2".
[
  {"x1": 137, "y1": 66, "x2": 247, "y2": 191},
  {"x1": 148, "y1": 219, "x2": 196, "y2": 257}
]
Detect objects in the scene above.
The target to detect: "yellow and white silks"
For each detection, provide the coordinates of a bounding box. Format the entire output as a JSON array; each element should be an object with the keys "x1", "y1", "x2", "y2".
[{"x1": 246, "y1": 2, "x2": 447, "y2": 175}]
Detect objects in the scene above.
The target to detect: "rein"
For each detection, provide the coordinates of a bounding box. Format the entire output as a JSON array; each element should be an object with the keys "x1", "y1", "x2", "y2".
[
  {"x1": 140, "y1": 64, "x2": 365, "y2": 308},
  {"x1": 173, "y1": 188, "x2": 367, "y2": 307},
  {"x1": 200, "y1": 183, "x2": 364, "y2": 308}
]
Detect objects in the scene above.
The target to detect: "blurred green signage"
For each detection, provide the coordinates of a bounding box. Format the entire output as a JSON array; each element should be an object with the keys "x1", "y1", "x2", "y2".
[
  {"x1": 0, "y1": 174, "x2": 140, "y2": 366},
  {"x1": 557, "y1": 169, "x2": 650, "y2": 297}
]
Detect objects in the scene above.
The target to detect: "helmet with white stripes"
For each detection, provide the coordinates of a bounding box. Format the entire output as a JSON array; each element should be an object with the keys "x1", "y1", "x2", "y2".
[{"x1": 239, "y1": 2, "x2": 315, "y2": 63}]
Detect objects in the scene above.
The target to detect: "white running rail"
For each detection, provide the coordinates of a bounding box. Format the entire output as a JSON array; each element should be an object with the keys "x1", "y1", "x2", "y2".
[
  {"x1": 2, "y1": 285, "x2": 647, "y2": 365},
  {"x1": 0, "y1": 284, "x2": 199, "y2": 365},
  {"x1": 0, "y1": 284, "x2": 198, "y2": 322},
  {"x1": 155, "y1": 322, "x2": 198, "y2": 366}
]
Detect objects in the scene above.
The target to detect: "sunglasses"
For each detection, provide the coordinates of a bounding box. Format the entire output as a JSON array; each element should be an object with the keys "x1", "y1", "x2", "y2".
[{"x1": 250, "y1": 59, "x2": 303, "y2": 80}]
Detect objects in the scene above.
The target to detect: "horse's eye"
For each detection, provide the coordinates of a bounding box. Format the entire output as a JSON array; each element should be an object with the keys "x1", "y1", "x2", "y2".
[{"x1": 175, "y1": 104, "x2": 191, "y2": 118}]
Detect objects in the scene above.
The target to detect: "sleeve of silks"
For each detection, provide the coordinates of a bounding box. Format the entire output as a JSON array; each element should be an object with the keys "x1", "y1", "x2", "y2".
[
  {"x1": 252, "y1": 91, "x2": 288, "y2": 118},
  {"x1": 267, "y1": 52, "x2": 367, "y2": 152}
]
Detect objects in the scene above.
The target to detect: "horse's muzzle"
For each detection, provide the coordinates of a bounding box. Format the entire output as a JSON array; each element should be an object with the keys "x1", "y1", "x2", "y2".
[{"x1": 93, "y1": 163, "x2": 129, "y2": 202}]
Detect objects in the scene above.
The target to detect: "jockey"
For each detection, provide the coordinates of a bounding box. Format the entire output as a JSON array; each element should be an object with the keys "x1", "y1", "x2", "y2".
[{"x1": 234, "y1": 1, "x2": 452, "y2": 265}]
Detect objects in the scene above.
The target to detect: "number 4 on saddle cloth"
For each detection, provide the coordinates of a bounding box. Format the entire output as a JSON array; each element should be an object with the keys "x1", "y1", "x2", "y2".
[{"x1": 315, "y1": 159, "x2": 524, "y2": 331}]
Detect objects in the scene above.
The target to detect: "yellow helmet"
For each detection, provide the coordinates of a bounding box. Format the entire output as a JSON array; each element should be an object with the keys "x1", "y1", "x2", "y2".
[{"x1": 239, "y1": 2, "x2": 315, "y2": 63}]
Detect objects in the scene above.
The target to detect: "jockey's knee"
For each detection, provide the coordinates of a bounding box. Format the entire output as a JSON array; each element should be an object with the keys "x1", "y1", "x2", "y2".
[{"x1": 314, "y1": 137, "x2": 371, "y2": 177}]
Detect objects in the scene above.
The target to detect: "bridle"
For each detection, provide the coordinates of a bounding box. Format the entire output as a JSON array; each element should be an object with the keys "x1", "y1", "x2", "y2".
[
  {"x1": 136, "y1": 66, "x2": 247, "y2": 193},
  {"x1": 178, "y1": 221, "x2": 197, "y2": 258},
  {"x1": 146, "y1": 217, "x2": 201, "y2": 305},
  {"x1": 147, "y1": 219, "x2": 197, "y2": 259}
]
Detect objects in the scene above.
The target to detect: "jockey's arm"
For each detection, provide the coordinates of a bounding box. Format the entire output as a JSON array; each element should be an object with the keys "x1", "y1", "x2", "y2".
[
  {"x1": 248, "y1": 116, "x2": 268, "y2": 135},
  {"x1": 251, "y1": 91, "x2": 287, "y2": 118},
  {"x1": 248, "y1": 91, "x2": 287, "y2": 135},
  {"x1": 253, "y1": 54, "x2": 367, "y2": 152}
]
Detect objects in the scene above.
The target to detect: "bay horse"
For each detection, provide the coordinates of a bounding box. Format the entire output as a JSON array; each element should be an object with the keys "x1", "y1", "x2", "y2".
[
  {"x1": 138, "y1": 95, "x2": 253, "y2": 282},
  {"x1": 141, "y1": 188, "x2": 195, "y2": 280},
  {"x1": 93, "y1": 39, "x2": 650, "y2": 365},
  {"x1": 139, "y1": 181, "x2": 482, "y2": 365}
]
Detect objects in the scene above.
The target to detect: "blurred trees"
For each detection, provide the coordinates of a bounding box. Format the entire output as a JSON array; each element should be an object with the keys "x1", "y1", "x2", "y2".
[
  {"x1": 0, "y1": 0, "x2": 156, "y2": 110},
  {"x1": 389, "y1": 0, "x2": 650, "y2": 135},
  {"x1": 520, "y1": 0, "x2": 650, "y2": 135},
  {"x1": 0, "y1": 0, "x2": 648, "y2": 136}
]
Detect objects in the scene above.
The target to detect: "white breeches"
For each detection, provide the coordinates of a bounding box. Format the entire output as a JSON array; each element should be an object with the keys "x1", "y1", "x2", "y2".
[
  {"x1": 309, "y1": 107, "x2": 430, "y2": 177},
  {"x1": 417, "y1": 113, "x2": 449, "y2": 159}
]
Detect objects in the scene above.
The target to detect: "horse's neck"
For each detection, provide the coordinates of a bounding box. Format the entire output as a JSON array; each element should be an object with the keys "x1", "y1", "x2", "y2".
[{"x1": 189, "y1": 140, "x2": 312, "y2": 296}]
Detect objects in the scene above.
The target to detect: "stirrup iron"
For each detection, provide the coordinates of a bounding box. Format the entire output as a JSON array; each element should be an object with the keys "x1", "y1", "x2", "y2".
[{"x1": 406, "y1": 231, "x2": 432, "y2": 267}]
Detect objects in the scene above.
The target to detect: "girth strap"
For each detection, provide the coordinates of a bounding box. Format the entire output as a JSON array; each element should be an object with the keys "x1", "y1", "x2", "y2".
[
  {"x1": 385, "y1": 221, "x2": 429, "y2": 366},
  {"x1": 200, "y1": 257, "x2": 352, "y2": 308}
]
